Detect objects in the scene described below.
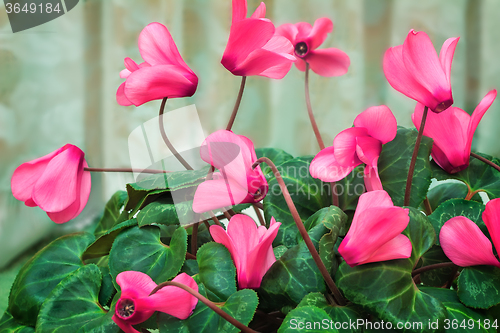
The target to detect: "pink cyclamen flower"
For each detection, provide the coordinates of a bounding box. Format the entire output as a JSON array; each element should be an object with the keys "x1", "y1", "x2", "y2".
[
  {"x1": 412, "y1": 90, "x2": 497, "y2": 174},
  {"x1": 210, "y1": 214, "x2": 281, "y2": 289},
  {"x1": 112, "y1": 271, "x2": 198, "y2": 333},
  {"x1": 338, "y1": 190, "x2": 411, "y2": 267},
  {"x1": 309, "y1": 105, "x2": 397, "y2": 191},
  {"x1": 193, "y1": 130, "x2": 268, "y2": 213},
  {"x1": 11, "y1": 144, "x2": 91, "y2": 224},
  {"x1": 221, "y1": 0, "x2": 296, "y2": 79},
  {"x1": 276, "y1": 17, "x2": 350, "y2": 77},
  {"x1": 384, "y1": 29, "x2": 459, "y2": 113},
  {"x1": 117, "y1": 22, "x2": 198, "y2": 106},
  {"x1": 440, "y1": 198, "x2": 500, "y2": 268}
]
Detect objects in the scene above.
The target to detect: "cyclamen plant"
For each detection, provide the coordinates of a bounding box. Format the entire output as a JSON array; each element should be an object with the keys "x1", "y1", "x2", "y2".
[{"x1": 3, "y1": 1, "x2": 500, "y2": 332}]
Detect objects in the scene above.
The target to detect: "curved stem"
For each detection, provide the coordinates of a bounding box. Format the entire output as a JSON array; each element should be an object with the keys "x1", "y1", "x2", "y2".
[
  {"x1": 305, "y1": 63, "x2": 325, "y2": 150},
  {"x1": 423, "y1": 197, "x2": 433, "y2": 215},
  {"x1": 84, "y1": 167, "x2": 169, "y2": 174},
  {"x1": 465, "y1": 188, "x2": 485, "y2": 201},
  {"x1": 252, "y1": 157, "x2": 346, "y2": 306},
  {"x1": 253, "y1": 204, "x2": 266, "y2": 226},
  {"x1": 253, "y1": 202, "x2": 264, "y2": 210},
  {"x1": 471, "y1": 152, "x2": 500, "y2": 173},
  {"x1": 191, "y1": 223, "x2": 199, "y2": 256},
  {"x1": 411, "y1": 262, "x2": 457, "y2": 277},
  {"x1": 404, "y1": 106, "x2": 428, "y2": 207},
  {"x1": 159, "y1": 97, "x2": 193, "y2": 170},
  {"x1": 150, "y1": 281, "x2": 258, "y2": 333},
  {"x1": 226, "y1": 76, "x2": 247, "y2": 131}
]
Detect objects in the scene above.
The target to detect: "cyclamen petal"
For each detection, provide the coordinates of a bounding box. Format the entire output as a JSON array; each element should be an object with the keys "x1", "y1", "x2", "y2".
[
  {"x1": 113, "y1": 272, "x2": 198, "y2": 330},
  {"x1": 210, "y1": 214, "x2": 281, "y2": 289},
  {"x1": 193, "y1": 130, "x2": 268, "y2": 213},
  {"x1": 483, "y1": 198, "x2": 500, "y2": 258},
  {"x1": 412, "y1": 90, "x2": 497, "y2": 173},
  {"x1": 383, "y1": 30, "x2": 458, "y2": 113},
  {"x1": 440, "y1": 216, "x2": 500, "y2": 268},
  {"x1": 276, "y1": 17, "x2": 350, "y2": 77},
  {"x1": 117, "y1": 22, "x2": 198, "y2": 106},
  {"x1": 338, "y1": 190, "x2": 411, "y2": 266},
  {"x1": 11, "y1": 144, "x2": 91, "y2": 224},
  {"x1": 222, "y1": 0, "x2": 294, "y2": 78}
]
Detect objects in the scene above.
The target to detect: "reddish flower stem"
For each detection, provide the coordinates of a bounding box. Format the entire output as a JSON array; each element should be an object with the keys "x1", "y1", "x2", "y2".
[
  {"x1": 191, "y1": 223, "x2": 199, "y2": 256},
  {"x1": 411, "y1": 262, "x2": 456, "y2": 277},
  {"x1": 226, "y1": 76, "x2": 247, "y2": 131},
  {"x1": 84, "y1": 167, "x2": 169, "y2": 174},
  {"x1": 465, "y1": 189, "x2": 484, "y2": 201},
  {"x1": 252, "y1": 157, "x2": 346, "y2": 306},
  {"x1": 254, "y1": 202, "x2": 264, "y2": 210},
  {"x1": 471, "y1": 152, "x2": 500, "y2": 173},
  {"x1": 253, "y1": 204, "x2": 266, "y2": 226},
  {"x1": 150, "y1": 281, "x2": 258, "y2": 333},
  {"x1": 423, "y1": 197, "x2": 433, "y2": 215},
  {"x1": 404, "y1": 106, "x2": 428, "y2": 206},
  {"x1": 305, "y1": 64, "x2": 339, "y2": 207},
  {"x1": 159, "y1": 97, "x2": 193, "y2": 170}
]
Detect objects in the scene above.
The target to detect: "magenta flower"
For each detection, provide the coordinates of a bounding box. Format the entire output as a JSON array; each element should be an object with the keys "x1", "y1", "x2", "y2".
[
  {"x1": 117, "y1": 22, "x2": 198, "y2": 106},
  {"x1": 210, "y1": 214, "x2": 281, "y2": 289},
  {"x1": 412, "y1": 90, "x2": 497, "y2": 173},
  {"x1": 440, "y1": 198, "x2": 500, "y2": 268},
  {"x1": 338, "y1": 190, "x2": 411, "y2": 267},
  {"x1": 383, "y1": 29, "x2": 459, "y2": 113},
  {"x1": 309, "y1": 105, "x2": 397, "y2": 191},
  {"x1": 276, "y1": 17, "x2": 350, "y2": 77},
  {"x1": 221, "y1": 0, "x2": 296, "y2": 79},
  {"x1": 112, "y1": 271, "x2": 198, "y2": 333},
  {"x1": 11, "y1": 144, "x2": 91, "y2": 224},
  {"x1": 192, "y1": 130, "x2": 268, "y2": 213}
]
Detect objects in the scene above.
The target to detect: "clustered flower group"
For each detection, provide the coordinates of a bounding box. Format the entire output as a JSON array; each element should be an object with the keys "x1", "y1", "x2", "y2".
[{"x1": 10, "y1": 0, "x2": 499, "y2": 330}]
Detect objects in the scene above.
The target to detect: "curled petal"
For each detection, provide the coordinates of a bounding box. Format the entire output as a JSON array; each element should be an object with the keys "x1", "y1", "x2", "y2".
[
  {"x1": 307, "y1": 17, "x2": 334, "y2": 50},
  {"x1": 275, "y1": 23, "x2": 299, "y2": 43},
  {"x1": 483, "y1": 198, "x2": 500, "y2": 258},
  {"x1": 147, "y1": 273, "x2": 198, "y2": 319},
  {"x1": 210, "y1": 225, "x2": 240, "y2": 270},
  {"x1": 226, "y1": 214, "x2": 261, "y2": 273},
  {"x1": 116, "y1": 271, "x2": 158, "y2": 299},
  {"x1": 360, "y1": 234, "x2": 412, "y2": 265},
  {"x1": 333, "y1": 127, "x2": 367, "y2": 166},
  {"x1": 112, "y1": 315, "x2": 141, "y2": 333},
  {"x1": 192, "y1": 178, "x2": 248, "y2": 213},
  {"x1": 310, "y1": 146, "x2": 356, "y2": 182},
  {"x1": 355, "y1": 136, "x2": 382, "y2": 167},
  {"x1": 250, "y1": 2, "x2": 266, "y2": 19},
  {"x1": 307, "y1": 48, "x2": 350, "y2": 77},
  {"x1": 439, "y1": 37, "x2": 460, "y2": 84},
  {"x1": 123, "y1": 65, "x2": 197, "y2": 106},
  {"x1": 232, "y1": 0, "x2": 247, "y2": 24},
  {"x1": 363, "y1": 163, "x2": 383, "y2": 192},
  {"x1": 353, "y1": 105, "x2": 397, "y2": 144},
  {"x1": 466, "y1": 90, "x2": 497, "y2": 156},
  {"x1": 116, "y1": 82, "x2": 133, "y2": 106},
  {"x1": 440, "y1": 216, "x2": 500, "y2": 268},
  {"x1": 138, "y1": 22, "x2": 190, "y2": 70}
]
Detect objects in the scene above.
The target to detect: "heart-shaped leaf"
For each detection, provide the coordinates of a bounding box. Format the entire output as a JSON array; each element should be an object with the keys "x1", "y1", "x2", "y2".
[
  {"x1": 36, "y1": 264, "x2": 119, "y2": 333},
  {"x1": 109, "y1": 226, "x2": 187, "y2": 284},
  {"x1": 378, "y1": 127, "x2": 433, "y2": 208},
  {"x1": 94, "y1": 191, "x2": 129, "y2": 238},
  {"x1": 457, "y1": 266, "x2": 500, "y2": 309},
  {"x1": 256, "y1": 147, "x2": 294, "y2": 177},
  {"x1": 0, "y1": 311, "x2": 34, "y2": 333},
  {"x1": 196, "y1": 243, "x2": 237, "y2": 302},
  {"x1": 8, "y1": 232, "x2": 95, "y2": 326},
  {"x1": 418, "y1": 246, "x2": 455, "y2": 287}
]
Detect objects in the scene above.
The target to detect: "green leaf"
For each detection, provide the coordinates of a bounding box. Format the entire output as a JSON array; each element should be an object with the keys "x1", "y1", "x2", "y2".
[
  {"x1": 295, "y1": 292, "x2": 364, "y2": 332},
  {"x1": 196, "y1": 243, "x2": 237, "y2": 302},
  {"x1": 428, "y1": 199, "x2": 485, "y2": 246},
  {"x1": 258, "y1": 241, "x2": 326, "y2": 311},
  {"x1": 457, "y1": 266, "x2": 500, "y2": 309},
  {"x1": 8, "y1": 232, "x2": 95, "y2": 326},
  {"x1": 97, "y1": 266, "x2": 116, "y2": 308},
  {"x1": 336, "y1": 208, "x2": 446, "y2": 331},
  {"x1": 263, "y1": 157, "x2": 332, "y2": 248},
  {"x1": 158, "y1": 286, "x2": 258, "y2": 333},
  {"x1": 36, "y1": 265, "x2": 119, "y2": 333},
  {"x1": 403, "y1": 207, "x2": 436, "y2": 266},
  {"x1": 378, "y1": 127, "x2": 433, "y2": 208},
  {"x1": 126, "y1": 167, "x2": 209, "y2": 211},
  {"x1": 109, "y1": 226, "x2": 187, "y2": 284},
  {"x1": 419, "y1": 246, "x2": 455, "y2": 287},
  {"x1": 94, "y1": 191, "x2": 129, "y2": 238},
  {"x1": 425, "y1": 182, "x2": 475, "y2": 211},
  {"x1": 83, "y1": 219, "x2": 138, "y2": 261},
  {"x1": 137, "y1": 196, "x2": 185, "y2": 227},
  {"x1": 255, "y1": 147, "x2": 294, "y2": 176},
  {"x1": 421, "y1": 287, "x2": 497, "y2": 332},
  {"x1": 0, "y1": 312, "x2": 34, "y2": 333},
  {"x1": 279, "y1": 306, "x2": 338, "y2": 333},
  {"x1": 432, "y1": 153, "x2": 500, "y2": 200}
]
